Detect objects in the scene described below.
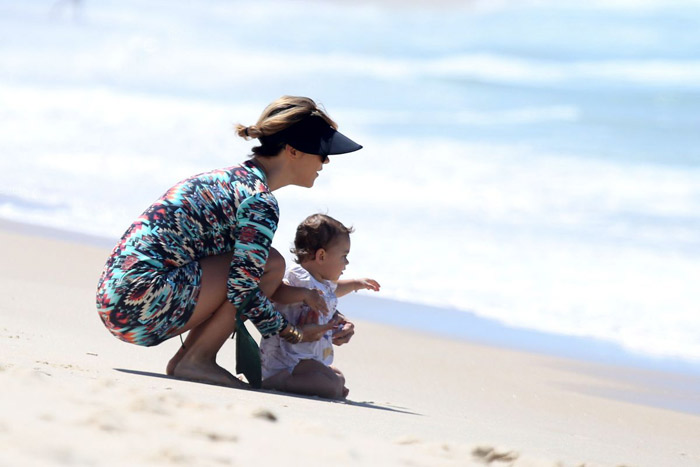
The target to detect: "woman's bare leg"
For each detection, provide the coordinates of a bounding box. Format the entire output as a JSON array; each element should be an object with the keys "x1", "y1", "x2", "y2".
[
  {"x1": 165, "y1": 248, "x2": 286, "y2": 387},
  {"x1": 171, "y1": 299, "x2": 243, "y2": 387},
  {"x1": 256, "y1": 247, "x2": 287, "y2": 298}
]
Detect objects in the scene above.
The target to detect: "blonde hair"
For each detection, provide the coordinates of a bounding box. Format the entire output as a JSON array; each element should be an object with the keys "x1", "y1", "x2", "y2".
[{"x1": 235, "y1": 96, "x2": 337, "y2": 156}]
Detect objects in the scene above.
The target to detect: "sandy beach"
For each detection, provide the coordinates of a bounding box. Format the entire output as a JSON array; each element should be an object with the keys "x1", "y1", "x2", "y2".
[{"x1": 1, "y1": 221, "x2": 700, "y2": 467}]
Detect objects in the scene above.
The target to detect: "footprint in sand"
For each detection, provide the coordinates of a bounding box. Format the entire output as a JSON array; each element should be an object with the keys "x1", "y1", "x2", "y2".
[
  {"x1": 196, "y1": 429, "x2": 239, "y2": 443},
  {"x1": 472, "y1": 445, "x2": 519, "y2": 463},
  {"x1": 82, "y1": 409, "x2": 126, "y2": 433},
  {"x1": 252, "y1": 408, "x2": 277, "y2": 422},
  {"x1": 128, "y1": 393, "x2": 187, "y2": 415},
  {"x1": 394, "y1": 436, "x2": 422, "y2": 445}
]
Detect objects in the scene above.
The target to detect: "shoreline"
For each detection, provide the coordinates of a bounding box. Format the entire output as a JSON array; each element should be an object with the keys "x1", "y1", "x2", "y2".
[
  {"x1": 343, "y1": 294, "x2": 700, "y2": 417},
  {"x1": 343, "y1": 293, "x2": 700, "y2": 377},
  {"x1": 3, "y1": 216, "x2": 700, "y2": 418},
  {"x1": 2, "y1": 217, "x2": 700, "y2": 465},
  {"x1": 4, "y1": 216, "x2": 699, "y2": 376}
]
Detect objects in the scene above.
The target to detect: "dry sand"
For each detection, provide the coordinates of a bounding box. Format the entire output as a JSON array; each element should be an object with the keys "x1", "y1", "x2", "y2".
[{"x1": 1, "y1": 221, "x2": 700, "y2": 466}]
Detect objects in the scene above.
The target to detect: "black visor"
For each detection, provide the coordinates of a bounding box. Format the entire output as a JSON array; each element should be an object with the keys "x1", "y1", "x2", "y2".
[{"x1": 260, "y1": 115, "x2": 362, "y2": 157}]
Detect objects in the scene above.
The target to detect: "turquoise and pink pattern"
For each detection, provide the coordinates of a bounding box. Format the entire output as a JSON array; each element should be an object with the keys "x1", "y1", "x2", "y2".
[{"x1": 96, "y1": 160, "x2": 288, "y2": 346}]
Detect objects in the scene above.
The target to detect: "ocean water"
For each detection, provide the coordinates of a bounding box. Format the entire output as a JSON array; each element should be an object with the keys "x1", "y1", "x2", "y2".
[{"x1": 1, "y1": 0, "x2": 699, "y2": 367}]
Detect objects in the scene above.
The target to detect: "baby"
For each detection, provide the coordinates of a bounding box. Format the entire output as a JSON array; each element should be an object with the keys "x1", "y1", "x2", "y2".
[{"x1": 260, "y1": 213, "x2": 380, "y2": 399}]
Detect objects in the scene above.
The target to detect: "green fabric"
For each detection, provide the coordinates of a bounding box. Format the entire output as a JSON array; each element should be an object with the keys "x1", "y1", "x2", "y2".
[
  {"x1": 233, "y1": 290, "x2": 262, "y2": 389},
  {"x1": 235, "y1": 317, "x2": 262, "y2": 388}
]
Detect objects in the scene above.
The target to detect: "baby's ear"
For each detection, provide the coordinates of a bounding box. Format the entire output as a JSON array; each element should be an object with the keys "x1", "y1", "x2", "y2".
[{"x1": 314, "y1": 248, "x2": 326, "y2": 261}]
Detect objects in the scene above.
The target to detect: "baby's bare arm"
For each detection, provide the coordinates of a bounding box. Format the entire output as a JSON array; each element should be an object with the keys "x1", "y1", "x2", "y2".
[{"x1": 335, "y1": 278, "x2": 381, "y2": 298}]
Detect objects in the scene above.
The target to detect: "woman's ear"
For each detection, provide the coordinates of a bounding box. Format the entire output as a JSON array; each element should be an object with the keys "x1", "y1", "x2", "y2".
[{"x1": 285, "y1": 144, "x2": 300, "y2": 159}]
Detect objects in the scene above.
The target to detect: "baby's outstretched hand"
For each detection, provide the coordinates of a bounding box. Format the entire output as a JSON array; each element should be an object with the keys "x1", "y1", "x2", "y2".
[
  {"x1": 302, "y1": 288, "x2": 329, "y2": 315},
  {"x1": 356, "y1": 278, "x2": 381, "y2": 292}
]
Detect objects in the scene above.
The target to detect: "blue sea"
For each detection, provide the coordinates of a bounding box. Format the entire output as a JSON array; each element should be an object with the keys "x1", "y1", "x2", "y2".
[{"x1": 1, "y1": 0, "x2": 699, "y2": 371}]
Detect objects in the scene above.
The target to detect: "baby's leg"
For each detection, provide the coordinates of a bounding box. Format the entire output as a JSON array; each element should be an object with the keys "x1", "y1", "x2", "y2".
[
  {"x1": 261, "y1": 369, "x2": 292, "y2": 391},
  {"x1": 284, "y1": 359, "x2": 345, "y2": 399}
]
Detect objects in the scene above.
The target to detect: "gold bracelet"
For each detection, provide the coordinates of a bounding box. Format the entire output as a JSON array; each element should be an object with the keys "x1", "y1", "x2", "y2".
[{"x1": 282, "y1": 325, "x2": 303, "y2": 344}]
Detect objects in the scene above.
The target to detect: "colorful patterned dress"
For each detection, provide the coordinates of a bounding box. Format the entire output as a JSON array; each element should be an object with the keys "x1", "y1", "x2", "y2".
[{"x1": 96, "y1": 160, "x2": 288, "y2": 346}]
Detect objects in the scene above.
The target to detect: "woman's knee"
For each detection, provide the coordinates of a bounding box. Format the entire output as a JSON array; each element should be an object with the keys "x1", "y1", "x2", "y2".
[
  {"x1": 259, "y1": 247, "x2": 285, "y2": 297},
  {"x1": 266, "y1": 247, "x2": 285, "y2": 274}
]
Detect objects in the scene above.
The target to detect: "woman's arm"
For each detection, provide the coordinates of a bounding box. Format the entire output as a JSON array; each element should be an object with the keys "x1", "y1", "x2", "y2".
[
  {"x1": 228, "y1": 192, "x2": 288, "y2": 337},
  {"x1": 271, "y1": 283, "x2": 329, "y2": 315},
  {"x1": 271, "y1": 282, "x2": 304, "y2": 304}
]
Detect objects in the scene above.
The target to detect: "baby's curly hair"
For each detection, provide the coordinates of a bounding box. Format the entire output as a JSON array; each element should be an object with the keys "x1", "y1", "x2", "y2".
[{"x1": 292, "y1": 213, "x2": 354, "y2": 264}]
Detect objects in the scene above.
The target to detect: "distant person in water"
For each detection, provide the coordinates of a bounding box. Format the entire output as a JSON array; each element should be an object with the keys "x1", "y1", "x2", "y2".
[
  {"x1": 260, "y1": 214, "x2": 380, "y2": 399},
  {"x1": 96, "y1": 96, "x2": 362, "y2": 388}
]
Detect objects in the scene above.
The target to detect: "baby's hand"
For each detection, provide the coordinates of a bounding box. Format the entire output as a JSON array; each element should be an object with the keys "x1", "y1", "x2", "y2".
[
  {"x1": 331, "y1": 311, "x2": 355, "y2": 346},
  {"x1": 303, "y1": 288, "x2": 329, "y2": 315},
  {"x1": 356, "y1": 278, "x2": 381, "y2": 292}
]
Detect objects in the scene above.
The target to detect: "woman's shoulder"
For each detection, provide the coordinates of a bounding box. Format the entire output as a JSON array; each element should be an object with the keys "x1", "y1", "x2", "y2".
[
  {"x1": 195, "y1": 161, "x2": 257, "y2": 183},
  {"x1": 208, "y1": 161, "x2": 277, "y2": 206},
  {"x1": 187, "y1": 160, "x2": 264, "y2": 186},
  {"x1": 235, "y1": 159, "x2": 268, "y2": 187}
]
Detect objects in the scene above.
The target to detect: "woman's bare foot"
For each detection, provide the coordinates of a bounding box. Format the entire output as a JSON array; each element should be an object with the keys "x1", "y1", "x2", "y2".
[
  {"x1": 172, "y1": 355, "x2": 249, "y2": 389},
  {"x1": 166, "y1": 344, "x2": 188, "y2": 376}
]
